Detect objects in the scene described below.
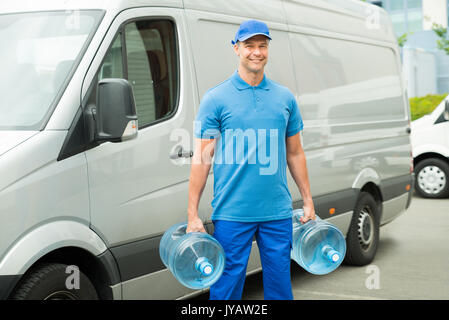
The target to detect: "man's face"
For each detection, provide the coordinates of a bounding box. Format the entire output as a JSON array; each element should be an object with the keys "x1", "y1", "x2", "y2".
[{"x1": 233, "y1": 35, "x2": 269, "y2": 74}]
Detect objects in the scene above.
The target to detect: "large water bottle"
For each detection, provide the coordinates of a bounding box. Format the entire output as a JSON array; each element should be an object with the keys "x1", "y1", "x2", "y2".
[
  {"x1": 291, "y1": 209, "x2": 346, "y2": 275},
  {"x1": 159, "y1": 222, "x2": 225, "y2": 289}
]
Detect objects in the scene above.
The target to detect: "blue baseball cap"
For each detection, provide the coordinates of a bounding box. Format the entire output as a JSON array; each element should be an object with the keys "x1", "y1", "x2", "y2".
[{"x1": 231, "y1": 20, "x2": 272, "y2": 45}]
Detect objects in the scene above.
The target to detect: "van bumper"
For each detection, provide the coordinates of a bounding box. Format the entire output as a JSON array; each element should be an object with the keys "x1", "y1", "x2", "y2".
[
  {"x1": 406, "y1": 173, "x2": 415, "y2": 210},
  {"x1": 0, "y1": 275, "x2": 22, "y2": 300}
]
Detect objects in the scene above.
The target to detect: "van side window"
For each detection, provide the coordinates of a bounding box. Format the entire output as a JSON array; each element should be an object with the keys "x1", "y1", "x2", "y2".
[
  {"x1": 86, "y1": 33, "x2": 124, "y2": 109},
  {"x1": 99, "y1": 33, "x2": 124, "y2": 79},
  {"x1": 88, "y1": 19, "x2": 178, "y2": 129}
]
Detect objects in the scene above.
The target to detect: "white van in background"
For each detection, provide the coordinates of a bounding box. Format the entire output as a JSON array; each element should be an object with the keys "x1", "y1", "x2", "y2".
[
  {"x1": 411, "y1": 96, "x2": 449, "y2": 198},
  {"x1": 0, "y1": 0, "x2": 413, "y2": 300}
]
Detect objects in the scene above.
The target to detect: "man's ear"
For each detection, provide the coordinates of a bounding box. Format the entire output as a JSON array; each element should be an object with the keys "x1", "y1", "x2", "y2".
[{"x1": 233, "y1": 42, "x2": 240, "y2": 56}]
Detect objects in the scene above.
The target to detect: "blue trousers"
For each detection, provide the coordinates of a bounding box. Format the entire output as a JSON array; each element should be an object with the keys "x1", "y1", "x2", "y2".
[{"x1": 209, "y1": 218, "x2": 293, "y2": 300}]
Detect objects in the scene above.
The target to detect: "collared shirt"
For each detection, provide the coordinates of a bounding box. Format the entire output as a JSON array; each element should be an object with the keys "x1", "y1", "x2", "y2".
[{"x1": 194, "y1": 70, "x2": 303, "y2": 222}]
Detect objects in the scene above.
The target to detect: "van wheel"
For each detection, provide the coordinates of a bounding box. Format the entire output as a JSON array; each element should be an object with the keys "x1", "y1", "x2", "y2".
[
  {"x1": 415, "y1": 158, "x2": 449, "y2": 198},
  {"x1": 344, "y1": 192, "x2": 380, "y2": 266},
  {"x1": 11, "y1": 263, "x2": 98, "y2": 300}
]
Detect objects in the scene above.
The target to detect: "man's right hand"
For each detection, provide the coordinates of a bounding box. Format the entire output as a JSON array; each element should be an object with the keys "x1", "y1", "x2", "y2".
[{"x1": 187, "y1": 216, "x2": 206, "y2": 233}]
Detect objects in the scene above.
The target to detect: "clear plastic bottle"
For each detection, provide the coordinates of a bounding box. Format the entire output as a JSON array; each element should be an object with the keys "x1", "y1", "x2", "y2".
[
  {"x1": 159, "y1": 222, "x2": 225, "y2": 289},
  {"x1": 291, "y1": 209, "x2": 346, "y2": 275}
]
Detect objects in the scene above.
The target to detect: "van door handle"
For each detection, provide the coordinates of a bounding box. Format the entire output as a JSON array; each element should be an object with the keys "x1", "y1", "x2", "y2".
[
  {"x1": 406, "y1": 127, "x2": 411, "y2": 134},
  {"x1": 169, "y1": 146, "x2": 193, "y2": 159}
]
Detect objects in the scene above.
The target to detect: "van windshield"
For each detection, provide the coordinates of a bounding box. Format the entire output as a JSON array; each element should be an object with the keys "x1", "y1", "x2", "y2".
[{"x1": 0, "y1": 10, "x2": 102, "y2": 130}]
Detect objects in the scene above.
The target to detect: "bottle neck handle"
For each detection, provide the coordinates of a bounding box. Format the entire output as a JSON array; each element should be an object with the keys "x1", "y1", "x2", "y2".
[{"x1": 195, "y1": 257, "x2": 214, "y2": 276}]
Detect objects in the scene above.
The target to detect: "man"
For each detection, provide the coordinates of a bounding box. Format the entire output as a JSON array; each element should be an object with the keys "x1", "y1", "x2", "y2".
[{"x1": 186, "y1": 20, "x2": 315, "y2": 300}]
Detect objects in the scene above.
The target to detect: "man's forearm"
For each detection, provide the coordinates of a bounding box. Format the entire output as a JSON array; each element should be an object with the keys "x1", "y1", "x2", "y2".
[
  {"x1": 186, "y1": 139, "x2": 215, "y2": 232},
  {"x1": 187, "y1": 162, "x2": 211, "y2": 220},
  {"x1": 287, "y1": 151, "x2": 313, "y2": 204}
]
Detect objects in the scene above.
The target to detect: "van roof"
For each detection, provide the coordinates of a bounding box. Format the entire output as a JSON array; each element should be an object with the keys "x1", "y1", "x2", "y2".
[
  {"x1": 0, "y1": 0, "x2": 183, "y2": 14},
  {"x1": 0, "y1": 0, "x2": 381, "y2": 16},
  {"x1": 1, "y1": 0, "x2": 396, "y2": 44}
]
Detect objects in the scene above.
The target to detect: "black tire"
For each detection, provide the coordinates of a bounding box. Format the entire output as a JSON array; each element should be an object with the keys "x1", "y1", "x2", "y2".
[
  {"x1": 414, "y1": 158, "x2": 449, "y2": 199},
  {"x1": 11, "y1": 263, "x2": 98, "y2": 300},
  {"x1": 344, "y1": 192, "x2": 380, "y2": 266}
]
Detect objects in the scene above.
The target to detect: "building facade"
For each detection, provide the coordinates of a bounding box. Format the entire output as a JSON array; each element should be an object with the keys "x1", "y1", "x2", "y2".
[{"x1": 367, "y1": 0, "x2": 449, "y2": 97}]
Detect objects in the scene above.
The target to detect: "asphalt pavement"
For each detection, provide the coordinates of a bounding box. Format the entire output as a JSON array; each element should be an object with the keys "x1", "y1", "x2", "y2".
[{"x1": 193, "y1": 195, "x2": 449, "y2": 300}]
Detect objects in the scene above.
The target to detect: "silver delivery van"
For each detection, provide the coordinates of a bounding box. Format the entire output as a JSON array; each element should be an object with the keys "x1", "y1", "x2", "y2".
[{"x1": 0, "y1": 0, "x2": 413, "y2": 300}]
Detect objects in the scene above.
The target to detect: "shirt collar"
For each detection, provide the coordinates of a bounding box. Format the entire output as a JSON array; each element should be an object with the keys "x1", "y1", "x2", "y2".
[{"x1": 231, "y1": 70, "x2": 270, "y2": 91}]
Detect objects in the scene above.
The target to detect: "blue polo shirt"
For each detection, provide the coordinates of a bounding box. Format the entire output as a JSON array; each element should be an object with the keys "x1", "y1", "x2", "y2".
[{"x1": 194, "y1": 70, "x2": 303, "y2": 222}]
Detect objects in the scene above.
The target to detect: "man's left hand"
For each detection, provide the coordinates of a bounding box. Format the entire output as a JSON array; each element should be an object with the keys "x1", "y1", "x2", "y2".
[{"x1": 299, "y1": 202, "x2": 316, "y2": 224}]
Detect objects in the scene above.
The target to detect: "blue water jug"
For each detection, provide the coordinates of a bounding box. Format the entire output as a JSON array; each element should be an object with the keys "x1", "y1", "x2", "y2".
[
  {"x1": 291, "y1": 209, "x2": 346, "y2": 275},
  {"x1": 159, "y1": 222, "x2": 225, "y2": 289}
]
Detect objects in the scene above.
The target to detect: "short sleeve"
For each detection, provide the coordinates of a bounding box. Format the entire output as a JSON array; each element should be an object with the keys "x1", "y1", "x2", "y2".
[
  {"x1": 194, "y1": 91, "x2": 221, "y2": 139},
  {"x1": 286, "y1": 94, "x2": 304, "y2": 137}
]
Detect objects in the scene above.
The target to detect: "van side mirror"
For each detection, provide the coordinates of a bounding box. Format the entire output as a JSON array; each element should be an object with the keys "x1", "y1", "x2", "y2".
[
  {"x1": 95, "y1": 78, "x2": 138, "y2": 142},
  {"x1": 445, "y1": 100, "x2": 449, "y2": 121}
]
